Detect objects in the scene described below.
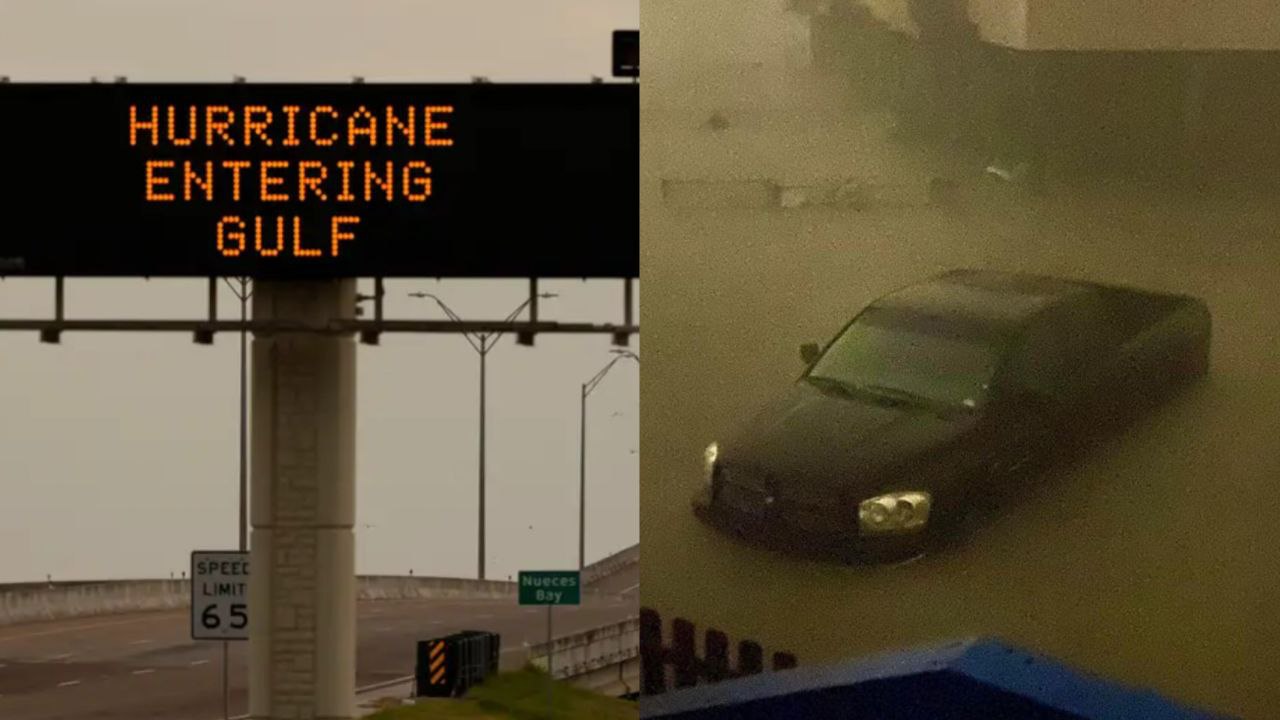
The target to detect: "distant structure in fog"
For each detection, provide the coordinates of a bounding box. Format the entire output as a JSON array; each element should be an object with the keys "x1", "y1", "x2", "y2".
[{"x1": 799, "y1": 0, "x2": 1280, "y2": 181}]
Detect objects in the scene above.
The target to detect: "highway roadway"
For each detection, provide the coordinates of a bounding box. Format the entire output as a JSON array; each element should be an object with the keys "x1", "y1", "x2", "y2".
[
  {"x1": 0, "y1": 564, "x2": 637, "y2": 720},
  {"x1": 640, "y1": 4, "x2": 1279, "y2": 719}
]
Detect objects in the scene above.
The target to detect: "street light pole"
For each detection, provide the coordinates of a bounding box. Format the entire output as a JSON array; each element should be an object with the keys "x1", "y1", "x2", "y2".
[
  {"x1": 579, "y1": 350, "x2": 638, "y2": 571},
  {"x1": 238, "y1": 278, "x2": 249, "y2": 552},
  {"x1": 222, "y1": 276, "x2": 252, "y2": 720},
  {"x1": 579, "y1": 384, "x2": 587, "y2": 572},
  {"x1": 409, "y1": 291, "x2": 556, "y2": 580},
  {"x1": 478, "y1": 336, "x2": 487, "y2": 580}
]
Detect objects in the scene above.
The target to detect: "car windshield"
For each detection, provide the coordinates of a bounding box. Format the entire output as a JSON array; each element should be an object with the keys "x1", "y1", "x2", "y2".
[{"x1": 805, "y1": 308, "x2": 1001, "y2": 412}]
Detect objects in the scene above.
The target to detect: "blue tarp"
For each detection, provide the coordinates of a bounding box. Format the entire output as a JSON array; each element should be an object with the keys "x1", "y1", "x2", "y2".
[{"x1": 639, "y1": 637, "x2": 1236, "y2": 720}]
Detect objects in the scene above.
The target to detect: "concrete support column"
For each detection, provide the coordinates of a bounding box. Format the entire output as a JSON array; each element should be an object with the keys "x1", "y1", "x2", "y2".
[{"x1": 249, "y1": 280, "x2": 357, "y2": 720}]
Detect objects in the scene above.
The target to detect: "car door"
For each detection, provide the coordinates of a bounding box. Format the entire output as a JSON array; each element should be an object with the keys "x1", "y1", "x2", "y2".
[
  {"x1": 1045, "y1": 295, "x2": 1125, "y2": 417},
  {"x1": 981, "y1": 317, "x2": 1072, "y2": 480}
]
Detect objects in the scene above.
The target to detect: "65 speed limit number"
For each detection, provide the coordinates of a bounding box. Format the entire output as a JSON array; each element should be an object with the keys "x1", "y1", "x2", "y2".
[{"x1": 191, "y1": 551, "x2": 250, "y2": 641}]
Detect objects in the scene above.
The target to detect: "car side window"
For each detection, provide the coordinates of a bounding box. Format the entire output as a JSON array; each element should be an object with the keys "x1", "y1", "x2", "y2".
[
  {"x1": 1051, "y1": 296, "x2": 1115, "y2": 385},
  {"x1": 1003, "y1": 320, "x2": 1069, "y2": 400},
  {"x1": 1004, "y1": 297, "x2": 1116, "y2": 402}
]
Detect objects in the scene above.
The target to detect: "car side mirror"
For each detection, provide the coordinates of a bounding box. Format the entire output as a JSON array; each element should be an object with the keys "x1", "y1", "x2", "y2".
[{"x1": 800, "y1": 342, "x2": 821, "y2": 365}]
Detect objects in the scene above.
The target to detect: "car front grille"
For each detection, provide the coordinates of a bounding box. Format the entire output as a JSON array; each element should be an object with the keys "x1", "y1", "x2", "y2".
[
  {"x1": 714, "y1": 467, "x2": 779, "y2": 516},
  {"x1": 717, "y1": 480, "x2": 772, "y2": 512},
  {"x1": 713, "y1": 467, "x2": 849, "y2": 535}
]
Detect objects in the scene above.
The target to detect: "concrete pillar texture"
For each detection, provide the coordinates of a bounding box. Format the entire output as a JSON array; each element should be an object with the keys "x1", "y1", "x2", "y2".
[{"x1": 249, "y1": 280, "x2": 357, "y2": 720}]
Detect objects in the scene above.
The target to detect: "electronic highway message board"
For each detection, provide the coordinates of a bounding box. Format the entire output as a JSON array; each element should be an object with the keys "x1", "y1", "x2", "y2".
[{"x1": 0, "y1": 83, "x2": 638, "y2": 278}]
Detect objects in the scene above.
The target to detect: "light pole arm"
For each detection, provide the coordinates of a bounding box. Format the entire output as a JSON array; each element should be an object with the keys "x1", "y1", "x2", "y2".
[
  {"x1": 489, "y1": 293, "x2": 556, "y2": 346},
  {"x1": 408, "y1": 292, "x2": 483, "y2": 353},
  {"x1": 584, "y1": 351, "x2": 639, "y2": 398},
  {"x1": 578, "y1": 351, "x2": 638, "y2": 570}
]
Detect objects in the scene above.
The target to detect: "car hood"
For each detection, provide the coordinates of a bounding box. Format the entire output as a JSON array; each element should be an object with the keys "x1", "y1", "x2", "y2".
[{"x1": 719, "y1": 381, "x2": 976, "y2": 498}]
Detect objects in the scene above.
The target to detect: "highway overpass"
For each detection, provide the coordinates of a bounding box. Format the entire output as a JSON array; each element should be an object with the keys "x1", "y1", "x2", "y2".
[{"x1": 0, "y1": 546, "x2": 638, "y2": 719}]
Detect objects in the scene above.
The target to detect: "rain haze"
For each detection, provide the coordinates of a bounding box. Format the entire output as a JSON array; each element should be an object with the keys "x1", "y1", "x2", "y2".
[
  {"x1": 641, "y1": 1, "x2": 1278, "y2": 718},
  {"x1": 0, "y1": 0, "x2": 640, "y2": 584}
]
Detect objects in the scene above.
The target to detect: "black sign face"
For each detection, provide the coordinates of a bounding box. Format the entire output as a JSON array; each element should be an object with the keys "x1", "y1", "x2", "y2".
[
  {"x1": 0, "y1": 83, "x2": 637, "y2": 278},
  {"x1": 613, "y1": 31, "x2": 639, "y2": 78}
]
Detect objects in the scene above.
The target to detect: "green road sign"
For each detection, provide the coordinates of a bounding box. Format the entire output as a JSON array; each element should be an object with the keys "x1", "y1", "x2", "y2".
[{"x1": 518, "y1": 570, "x2": 581, "y2": 605}]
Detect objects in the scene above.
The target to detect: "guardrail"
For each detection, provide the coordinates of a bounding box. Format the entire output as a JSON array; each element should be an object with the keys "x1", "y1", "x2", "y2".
[{"x1": 640, "y1": 607, "x2": 797, "y2": 696}]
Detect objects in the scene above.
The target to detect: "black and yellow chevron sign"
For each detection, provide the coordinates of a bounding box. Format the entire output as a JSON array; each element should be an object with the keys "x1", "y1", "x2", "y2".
[{"x1": 429, "y1": 640, "x2": 448, "y2": 685}]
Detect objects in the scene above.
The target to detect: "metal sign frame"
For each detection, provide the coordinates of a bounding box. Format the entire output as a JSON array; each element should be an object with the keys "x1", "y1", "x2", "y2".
[{"x1": 0, "y1": 276, "x2": 637, "y2": 346}]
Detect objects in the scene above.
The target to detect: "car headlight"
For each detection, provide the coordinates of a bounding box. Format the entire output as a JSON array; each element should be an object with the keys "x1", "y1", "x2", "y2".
[
  {"x1": 858, "y1": 491, "x2": 931, "y2": 536},
  {"x1": 703, "y1": 442, "x2": 719, "y2": 486}
]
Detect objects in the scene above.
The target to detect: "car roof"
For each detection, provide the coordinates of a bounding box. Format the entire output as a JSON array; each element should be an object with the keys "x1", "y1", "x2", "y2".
[{"x1": 870, "y1": 269, "x2": 1092, "y2": 333}]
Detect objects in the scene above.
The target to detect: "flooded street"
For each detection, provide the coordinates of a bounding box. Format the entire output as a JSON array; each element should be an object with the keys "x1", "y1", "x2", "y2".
[{"x1": 639, "y1": 2, "x2": 1280, "y2": 717}]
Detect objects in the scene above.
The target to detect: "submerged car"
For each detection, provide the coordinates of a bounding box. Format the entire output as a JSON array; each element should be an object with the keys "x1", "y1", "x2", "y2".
[{"x1": 693, "y1": 269, "x2": 1211, "y2": 562}]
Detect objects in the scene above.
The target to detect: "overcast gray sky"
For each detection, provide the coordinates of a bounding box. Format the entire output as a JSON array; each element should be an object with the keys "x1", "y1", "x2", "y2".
[{"x1": 0, "y1": 0, "x2": 639, "y2": 583}]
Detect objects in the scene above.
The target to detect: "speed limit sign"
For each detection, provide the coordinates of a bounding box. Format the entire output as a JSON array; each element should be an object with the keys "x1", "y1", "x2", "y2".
[{"x1": 191, "y1": 550, "x2": 249, "y2": 641}]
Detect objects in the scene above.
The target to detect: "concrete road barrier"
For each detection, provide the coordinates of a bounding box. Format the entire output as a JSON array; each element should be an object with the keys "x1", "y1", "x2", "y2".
[
  {"x1": 0, "y1": 573, "x2": 594, "y2": 628},
  {"x1": 661, "y1": 178, "x2": 781, "y2": 209},
  {"x1": 356, "y1": 576, "x2": 515, "y2": 602},
  {"x1": 0, "y1": 579, "x2": 189, "y2": 627},
  {"x1": 1, "y1": 545, "x2": 639, "y2": 627},
  {"x1": 527, "y1": 616, "x2": 640, "y2": 683},
  {"x1": 582, "y1": 544, "x2": 640, "y2": 587},
  {"x1": 661, "y1": 176, "x2": 935, "y2": 211}
]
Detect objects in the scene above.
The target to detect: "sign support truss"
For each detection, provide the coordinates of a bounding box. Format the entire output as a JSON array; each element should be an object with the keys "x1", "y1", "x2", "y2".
[{"x1": 1, "y1": 276, "x2": 638, "y2": 346}]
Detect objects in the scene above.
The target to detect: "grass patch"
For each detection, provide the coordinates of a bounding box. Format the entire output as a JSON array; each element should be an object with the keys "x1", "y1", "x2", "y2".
[{"x1": 363, "y1": 667, "x2": 637, "y2": 720}]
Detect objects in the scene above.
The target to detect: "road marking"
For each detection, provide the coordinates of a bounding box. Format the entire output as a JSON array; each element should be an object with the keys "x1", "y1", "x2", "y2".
[
  {"x1": 0, "y1": 614, "x2": 172, "y2": 643},
  {"x1": 227, "y1": 676, "x2": 418, "y2": 720},
  {"x1": 57, "y1": 680, "x2": 81, "y2": 688},
  {"x1": 129, "y1": 639, "x2": 151, "y2": 645},
  {"x1": 190, "y1": 659, "x2": 210, "y2": 666},
  {"x1": 620, "y1": 583, "x2": 639, "y2": 594},
  {"x1": 132, "y1": 668, "x2": 155, "y2": 675},
  {"x1": 47, "y1": 653, "x2": 74, "y2": 661}
]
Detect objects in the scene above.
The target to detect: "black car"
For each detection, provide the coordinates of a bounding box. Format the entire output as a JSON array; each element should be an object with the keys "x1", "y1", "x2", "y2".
[{"x1": 693, "y1": 269, "x2": 1211, "y2": 561}]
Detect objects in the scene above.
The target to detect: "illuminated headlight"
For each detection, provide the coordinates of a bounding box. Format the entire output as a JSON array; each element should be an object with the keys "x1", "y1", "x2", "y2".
[
  {"x1": 858, "y1": 491, "x2": 931, "y2": 536},
  {"x1": 703, "y1": 442, "x2": 719, "y2": 486}
]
